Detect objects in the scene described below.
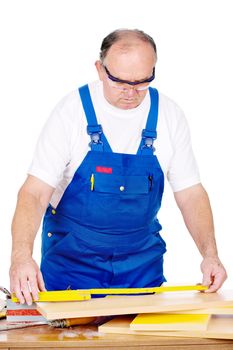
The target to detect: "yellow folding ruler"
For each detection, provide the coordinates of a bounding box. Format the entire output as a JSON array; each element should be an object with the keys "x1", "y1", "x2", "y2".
[{"x1": 11, "y1": 285, "x2": 207, "y2": 303}]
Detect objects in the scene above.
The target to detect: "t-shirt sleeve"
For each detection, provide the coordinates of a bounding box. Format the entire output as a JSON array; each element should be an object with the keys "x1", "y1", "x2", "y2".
[
  {"x1": 28, "y1": 103, "x2": 73, "y2": 188},
  {"x1": 167, "y1": 108, "x2": 201, "y2": 192}
]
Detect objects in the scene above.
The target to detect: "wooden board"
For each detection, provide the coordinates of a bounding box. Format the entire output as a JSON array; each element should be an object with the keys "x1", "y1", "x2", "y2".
[
  {"x1": 99, "y1": 314, "x2": 233, "y2": 339},
  {"x1": 130, "y1": 313, "x2": 211, "y2": 331},
  {"x1": 36, "y1": 289, "x2": 233, "y2": 320},
  {"x1": 168, "y1": 305, "x2": 233, "y2": 315}
]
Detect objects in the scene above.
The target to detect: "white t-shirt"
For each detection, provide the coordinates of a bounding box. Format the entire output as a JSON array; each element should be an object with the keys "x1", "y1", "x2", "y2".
[{"x1": 28, "y1": 80, "x2": 200, "y2": 208}]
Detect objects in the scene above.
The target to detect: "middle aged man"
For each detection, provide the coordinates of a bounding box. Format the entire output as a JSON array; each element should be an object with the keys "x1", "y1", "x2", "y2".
[{"x1": 10, "y1": 29, "x2": 227, "y2": 305}]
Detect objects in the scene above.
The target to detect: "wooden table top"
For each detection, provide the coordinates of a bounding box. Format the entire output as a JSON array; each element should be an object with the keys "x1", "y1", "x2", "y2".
[{"x1": 1, "y1": 323, "x2": 233, "y2": 349}]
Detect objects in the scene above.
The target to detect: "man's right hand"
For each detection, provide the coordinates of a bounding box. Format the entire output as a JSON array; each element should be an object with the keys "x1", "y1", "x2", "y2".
[{"x1": 10, "y1": 257, "x2": 46, "y2": 305}]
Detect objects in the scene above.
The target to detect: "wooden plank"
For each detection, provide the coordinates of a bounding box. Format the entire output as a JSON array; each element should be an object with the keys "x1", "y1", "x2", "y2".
[
  {"x1": 36, "y1": 289, "x2": 233, "y2": 320},
  {"x1": 9, "y1": 348, "x2": 233, "y2": 350},
  {"x1": 99, "y1": 314, "x2": 233, "y2": 339},
  {"x1": 168, "y1": 305, "x2": 233, "y2": 315},
  {"x1": 130, "y1": 313, "x2": 211, "y2": 331}
]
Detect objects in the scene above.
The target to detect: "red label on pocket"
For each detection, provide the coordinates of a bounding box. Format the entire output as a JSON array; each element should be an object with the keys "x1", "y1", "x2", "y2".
[{"x1": 96, "y1": 166, "x2": 112, "y2": 174}]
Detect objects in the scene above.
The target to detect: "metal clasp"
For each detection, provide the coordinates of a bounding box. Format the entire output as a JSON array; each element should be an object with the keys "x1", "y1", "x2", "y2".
[
  {"x1": 141, "y1": 129, "x2": 157, "y2": 152},
  {"x1": 87, "y1": 124, "x2": 103, "y2": 146}
]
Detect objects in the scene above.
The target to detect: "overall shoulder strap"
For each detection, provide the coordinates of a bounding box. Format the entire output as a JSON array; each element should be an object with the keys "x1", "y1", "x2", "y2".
[
  {"x1": 137, "y1": 87, "x2": 159, "y2": 155},
  {"x1": 79, "y1": 84, "x2": 112, "y2": 152}
]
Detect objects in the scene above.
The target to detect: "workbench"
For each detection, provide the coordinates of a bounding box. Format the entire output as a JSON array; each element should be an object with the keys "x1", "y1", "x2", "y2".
[{"x1": 1, "y1": 323, "x2": 233, "y2": 349}]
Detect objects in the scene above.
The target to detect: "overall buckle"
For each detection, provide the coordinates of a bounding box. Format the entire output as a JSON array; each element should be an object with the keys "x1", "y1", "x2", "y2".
[
  {"x1": 141, "y1": 129, "x2": 157, "y2": 152},
  {"x1": 87, "y1": 125, "x2": 103, "y2": 145}
]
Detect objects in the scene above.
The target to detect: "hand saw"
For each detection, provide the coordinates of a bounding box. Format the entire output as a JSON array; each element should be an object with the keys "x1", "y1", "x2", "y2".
[{"x1": 11, "y1": 284, "x2": 207, "y2": 303}]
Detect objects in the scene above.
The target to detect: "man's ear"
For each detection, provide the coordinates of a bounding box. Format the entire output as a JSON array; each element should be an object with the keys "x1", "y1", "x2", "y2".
[{"x1": 95, "y1": 60, "x2": 104, "y2": 81}]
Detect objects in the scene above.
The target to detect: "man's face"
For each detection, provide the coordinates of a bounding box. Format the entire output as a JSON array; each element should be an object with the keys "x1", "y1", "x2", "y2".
[{"x1": 95, "y1": 40, "x2": 156, "y2": 110}]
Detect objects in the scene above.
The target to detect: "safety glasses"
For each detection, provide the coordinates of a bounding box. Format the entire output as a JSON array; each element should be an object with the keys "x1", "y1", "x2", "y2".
[{"x1": 103, "y1": 65, "x2": 155, "y2": 92}]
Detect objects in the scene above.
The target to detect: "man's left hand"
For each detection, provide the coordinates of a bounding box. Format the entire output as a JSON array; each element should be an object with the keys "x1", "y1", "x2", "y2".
[{"x1": 201, "y1": 256, "x2": 227, "y2": 292}]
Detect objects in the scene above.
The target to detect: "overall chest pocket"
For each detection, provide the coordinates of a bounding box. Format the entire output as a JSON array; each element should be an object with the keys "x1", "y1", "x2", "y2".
[
  {"x1": 93, "y1": 173, "x2": 150, "y2": 194},
  {"x1": 86, "y1": 173, "x2": 151, "y2": 229}
]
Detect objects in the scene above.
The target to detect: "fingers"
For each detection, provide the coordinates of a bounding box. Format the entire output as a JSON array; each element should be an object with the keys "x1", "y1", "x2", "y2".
[
  {"x1": 28, "y1": 275, "x2": 40, "y2": 303},
  {"x1": 204, "y1": 272, "x2": 226, "y2": 293},
  {"x1": 10, "y1": 277, "x2": 26, "y2": 305},
  {"x1": 202, "y1": 274, "x2": 214, "y2": 292},
  {"x1": 20, "y1": 278, "x2": 34, "y2": 305},
  {"x1": 202, "y1": 271, "x2": 213, "y2": 290},
  {"x1": 10, "y1": 260, "x2": 45, "y2": 305},
  {"x1": 201, "y1": 257, "x2": 227, "y2": 293},
  {"x1": 37, "y1": 270, "x2": 47, "y2": 292}
]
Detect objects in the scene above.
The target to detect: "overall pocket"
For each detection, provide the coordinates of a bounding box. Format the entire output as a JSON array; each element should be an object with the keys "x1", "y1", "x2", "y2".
[
  {"x1": 42, "y1": 230, "x2": 73, "y2": 257},
  {"x1": 86, "y1": 172, "x2": 151, "y2": 230}
]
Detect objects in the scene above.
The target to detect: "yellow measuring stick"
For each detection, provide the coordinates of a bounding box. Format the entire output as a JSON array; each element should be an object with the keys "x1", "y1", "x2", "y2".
[
  {"x1": 11, "y1": 290, "x2": 91, "y2": 303},
  {"x1": 89, "y1": 284, "x2": 207, "y2": 295},
  {"x1": 11, "y1": 285, "x2": 207, "y2": 303}
]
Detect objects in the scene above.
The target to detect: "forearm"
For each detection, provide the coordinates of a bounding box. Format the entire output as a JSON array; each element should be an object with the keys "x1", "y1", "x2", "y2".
[
  {"x1": 10, "y1": 190, "x2": 45, "y2": 304},
  {"x1": 174, "y1": 183, "x2": 227, "y2": 291},
  {"x1": 11, "y1": 188, "x2": 45, "y2": 262},
  {"x1": 11, "y1": 175, "x2": 54, "y2": 263},
  {"x1": 175, "y1": 184, "x2": 218, "y2": 259}
]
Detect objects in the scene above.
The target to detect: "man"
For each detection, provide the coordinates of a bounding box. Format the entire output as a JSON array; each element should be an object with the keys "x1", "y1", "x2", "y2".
[{"x1": 10, "y1": 29, "x2": 227, "y2": 305}]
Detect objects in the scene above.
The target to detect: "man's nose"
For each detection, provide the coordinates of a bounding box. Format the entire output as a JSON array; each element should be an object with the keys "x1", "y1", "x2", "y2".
[{"x1": 124, "y1": 87, "x2": 137, "y2": 97}]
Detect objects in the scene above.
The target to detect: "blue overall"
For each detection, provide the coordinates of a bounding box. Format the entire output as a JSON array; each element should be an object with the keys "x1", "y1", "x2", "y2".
[{"x1": 41, "y1": 85, "x2": 166, "y2": 291}]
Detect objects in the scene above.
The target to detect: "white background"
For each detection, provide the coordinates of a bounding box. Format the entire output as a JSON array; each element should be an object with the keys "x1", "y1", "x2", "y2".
[{"x1": 0, "y1": 0, "x2": 232, "y2": 290}]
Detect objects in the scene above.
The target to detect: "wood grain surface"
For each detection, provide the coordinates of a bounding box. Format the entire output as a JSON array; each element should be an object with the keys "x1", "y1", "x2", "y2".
[
  {"x1": 36, "y1": 289, "x2": 233, "y2": 320},
  {"x1": 1, "y1": 321, "x2": 233, "y2": 349},
  {"x1": 99, "y1": 314, "x2": 233, "y2": 339}
]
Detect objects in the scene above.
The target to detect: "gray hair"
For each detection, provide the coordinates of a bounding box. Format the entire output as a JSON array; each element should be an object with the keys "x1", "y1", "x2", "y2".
[{"x1": 99, "y1": 29, "x2": 157, "y2": 62}]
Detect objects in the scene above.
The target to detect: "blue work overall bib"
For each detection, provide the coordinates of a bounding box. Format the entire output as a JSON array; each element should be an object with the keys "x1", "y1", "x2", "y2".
[{"x1": 41, "y1": 85, "x2": 166, "y2": 291}]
